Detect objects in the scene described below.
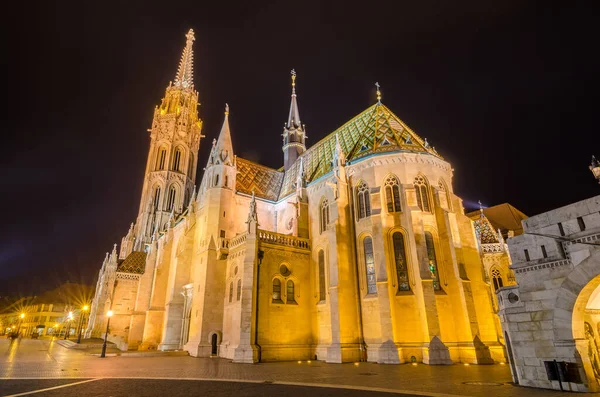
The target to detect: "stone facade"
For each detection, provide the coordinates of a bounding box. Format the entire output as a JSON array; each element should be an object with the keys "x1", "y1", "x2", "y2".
[
  {"x1": 498, "y1": 195, "x2": 600, "y2": 392},
  {"x1": 87, "y1": 29, "x2": 511, "y2": 366}
]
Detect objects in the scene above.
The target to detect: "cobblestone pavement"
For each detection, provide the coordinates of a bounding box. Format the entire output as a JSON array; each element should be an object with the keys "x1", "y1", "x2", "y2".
[{"x1": 0, "y1": 338, "x2": 571, "y2": 397}]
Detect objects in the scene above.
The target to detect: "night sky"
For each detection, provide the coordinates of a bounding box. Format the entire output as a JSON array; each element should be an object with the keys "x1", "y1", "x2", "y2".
[{"x1": 2, "y1": 1, "x2": 597, "y2": 295}]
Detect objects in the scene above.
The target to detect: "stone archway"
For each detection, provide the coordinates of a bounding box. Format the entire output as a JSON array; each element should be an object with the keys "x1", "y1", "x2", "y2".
[{"x1": 552, "y1": 248, "x2": 600, "y2": 392}]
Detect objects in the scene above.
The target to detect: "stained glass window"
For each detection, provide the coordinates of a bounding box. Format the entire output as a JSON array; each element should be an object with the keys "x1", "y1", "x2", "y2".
[
  {"x1": 425, "y1": 232, "x2": 440, "y2": 290},
  {"x1": 357, "y1": 181, "x2": 371, "y2": 220},
  {"x1": 272, "y1": 279, "x2": 281, "y2": 302},
  {"x1": 236, "y1": 279, "x2": 242, "y2": 301},
  {"x1": 364, "y1": 237, "x2": 377, "y2": 294},
  {"x1": 491, "y1": 267, "x2": 504, "y2": 291},
  {"x1": 392, "y1": 232, "x2": 410, "y2": 291},
  {"x1": 318, "y1": 250, "x2": 326, "y2": 302},
  {"x1": 320, "y1": 199, "x2": 330, "y2": 233},
  {"x1": 414, "y1": 175, "x2": 430, "y2": 212},
  {"x1": 385, "y1": 175, "x2": 401, "y2": 212},
  {"x1": 286, "y1": 280, "x2": 295, "y2": 303}
]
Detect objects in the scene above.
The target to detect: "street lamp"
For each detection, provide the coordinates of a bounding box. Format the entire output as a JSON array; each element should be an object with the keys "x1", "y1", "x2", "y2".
[
  {"x1": 17, "y1": 313, "x2": 25, "y2": 336},
  {"x1": 77, "y1": 305, "x2": 89, "y2": 344},
  {"x1": 64, "y1": 311, "x2": 73, "y2": 340},
  {"x1": 100, "y1": 310, "x2": 113, "y2": 358},
  {"x1": 590, "y1": 155, "x2": 600, "y2": 184}
]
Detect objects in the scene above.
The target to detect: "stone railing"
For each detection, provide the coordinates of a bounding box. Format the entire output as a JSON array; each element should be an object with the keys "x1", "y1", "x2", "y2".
[
  {"x1": 513, "y1": 258, "x2": 571, "y2": 274},
  {"x1": 481, "y1": 243, "x2": 505, "y2": 254},
  {"x1": 257, "y1": 230, "x2": 310, "y2": 250},
  {"x1": 229, "y1": 233, "x2": 248, "y2": 250}
]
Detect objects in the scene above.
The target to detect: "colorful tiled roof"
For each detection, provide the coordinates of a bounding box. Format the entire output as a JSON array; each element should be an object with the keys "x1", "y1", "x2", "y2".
[
  {"x1": 117, "y1": 251, "x2": 147, "y2": 274},
  {"x1": 278, "y1": 103, "x2": 441, "y2": 198},
  {"x1": 474, "y1": 216, "x2": 500, "y2": 244},
  {"x1": 236, "y1": 157, "x2": 284, "y2": 201}
]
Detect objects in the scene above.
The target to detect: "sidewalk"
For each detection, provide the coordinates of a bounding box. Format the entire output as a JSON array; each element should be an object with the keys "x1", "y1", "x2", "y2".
[{"x1": 0, "y1": 338, "x2": 569, "y2": 397}]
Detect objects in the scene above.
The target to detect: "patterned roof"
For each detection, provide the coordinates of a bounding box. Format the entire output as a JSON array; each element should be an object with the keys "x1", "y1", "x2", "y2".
[
  {"x1": 474, "y1": 215, "x2": 500, "y2": 244},
  {"x1": 279, "y1": 103, "x2": 442, "y2": 198},
  {"x1": 236, "y1": 157, "x2": 284, "y2": 201},
  {"x1": 117, "y1": 251, "x2": 147, "y2": 274}
]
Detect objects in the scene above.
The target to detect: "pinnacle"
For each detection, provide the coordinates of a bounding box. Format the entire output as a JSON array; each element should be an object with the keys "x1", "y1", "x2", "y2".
[{"x1": 174, "y1": 29, "x2": 195, "y2": 89}]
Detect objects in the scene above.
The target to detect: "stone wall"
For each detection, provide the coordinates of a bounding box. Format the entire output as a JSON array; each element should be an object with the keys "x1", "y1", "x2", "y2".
[{"x1": 498, "y1": 195, "x2": 600, "y2": 392}]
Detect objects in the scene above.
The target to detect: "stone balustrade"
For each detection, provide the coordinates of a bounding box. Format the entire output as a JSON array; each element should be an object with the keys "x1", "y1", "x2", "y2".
[{"x1": 257, "y1": 230, "x2": 310, "y2": 250}]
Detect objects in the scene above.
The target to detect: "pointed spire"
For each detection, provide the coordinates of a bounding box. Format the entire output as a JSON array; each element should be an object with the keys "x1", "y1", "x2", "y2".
[
  {"x1": 174, "y1": 29, "x2": 195, "y2": 89},
  {"x1": 478, "y1": 200, "x2": 485, "y2": 219},
  {"x1": 214, "y1": 103, "x2": 234, "y2": 165},
  {"x1": 246, "y1": 190, "x2": 259, "y2": 233},
  {"x1": 375, "y1": 82, "x2": 382, "y2": 104},
  {"x1": 287, "y1": 69, "x2": 301, "y2": 129},
  {"x1": 334, "y1": 133, "x2": 346, "y2": 166}
]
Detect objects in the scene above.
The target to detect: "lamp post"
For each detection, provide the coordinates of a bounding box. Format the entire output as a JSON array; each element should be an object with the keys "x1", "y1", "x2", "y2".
[
  {"x1": 63, "y1": 311, "x2": 73, "y2": 340},
  {"x1": 77, "y1": 305, "x2": 89, "y2": 344},
  {"x1": 590, "y1": 156, "x2": 600, "y2": 184},
  {"x1": 100, "y1": 310, "x2": 113, "y2": 358},
  {"x1": 17, "y1": 313, "x2": 24, "y2": 336}
]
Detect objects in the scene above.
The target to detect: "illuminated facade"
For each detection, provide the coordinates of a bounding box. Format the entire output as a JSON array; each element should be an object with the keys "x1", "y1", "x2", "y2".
[{"x1": 87, "y1": 29, "x2": 511, "y2": 364}]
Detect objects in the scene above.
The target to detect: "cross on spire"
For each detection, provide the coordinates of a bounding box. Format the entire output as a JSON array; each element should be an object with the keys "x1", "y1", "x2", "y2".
[{"x1": 375, "y1": 82, "x2": 382, "y2": 103}]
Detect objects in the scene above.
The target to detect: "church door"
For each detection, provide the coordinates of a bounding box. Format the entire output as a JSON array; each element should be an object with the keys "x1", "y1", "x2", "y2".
[{"x1": 211, "y1": 333, "x2": 218, "y2": 355}]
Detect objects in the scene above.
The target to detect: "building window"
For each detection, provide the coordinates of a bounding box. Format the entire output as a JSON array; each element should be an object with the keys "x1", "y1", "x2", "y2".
[
  {"x1": 318, "y1": 250, "x2": 326, "y2": 302},
  {"x1": 272, "y1": 279, "x2": 282, "y2": 302},
  {"x1": 425, "y1": 232, "x2": 440, "y2": 290},
  {"x1": 524, "y1": 249, "x2": 530, "y2": 261},
  {"x1": 414, "y1": 175, "x2": 431, "y2": 212},
  {"x1": 364, "y1": 237, "x2": 377, "y2": 294},
  {"x1": 578, "y1": 216, "x2": 586, "y2": 231},
  {"x1": 229, "y1": 282, "x2": 233, "y2": 303},
  {"x1": 392, "y1": 232, "x2": 410, "y2": 292},
  {"x1": 491, "y1": 267, "x2": 504, "y2": 291},
  {"x1": 384, "y1": 175, "x2": 401, "y2": 212},
  {"x1": 558, "y1": 222, "x2": 565, "y2": 236},
  {"x1": 173, "y1": 148, "x2": 183, "y2": 171},
  {"x1": 224, "y1": 175, "x2": 228, "y2": 187},
  {"x1": 320, "y1": 198, "x2": 330, "y2": 233},
  {"x1": 166, "y1": 186, "x2": 177, "y2": 211},
  {"x1": 438, "y1": 179, "x2": 451, "y2": 210},
  {"x1": 236, "y1": 279, "x2": 242, "y2": 301},
  {"x1": 541, "y1": 245, "x2": 548, "y2": 258},
  {"x1": 286, "y1": 280, "x2": 295, "y2": 303},
  {"x1": 156, "y1": 147, "x2": 167, "y2": 170},
  {"x1": 356, "y1": 181, "x2": 371, "y2": 220},
  {"x1": 188, "y1": 153, "x2": 194, "y2": 176},
  {"x1": 153, "y1": 187, "x2": 161, "y2": 211}
]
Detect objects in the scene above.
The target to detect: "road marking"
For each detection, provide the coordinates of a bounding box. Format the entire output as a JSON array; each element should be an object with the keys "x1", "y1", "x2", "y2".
[
  {"x1": 0, "y1": 377, "x2": 464, "y2": 397},
  {"x1": 3, "y1": 378, "x2": 103, "y2": 396}
]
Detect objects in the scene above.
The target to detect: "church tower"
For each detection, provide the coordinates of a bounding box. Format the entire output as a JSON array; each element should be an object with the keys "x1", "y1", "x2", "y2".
[
  {"x1": 132, "y1": 29, "x2": 204, "y2": 251},
  {"x1": 282, "y1": 70, "x2": 306, "y2": 171}
]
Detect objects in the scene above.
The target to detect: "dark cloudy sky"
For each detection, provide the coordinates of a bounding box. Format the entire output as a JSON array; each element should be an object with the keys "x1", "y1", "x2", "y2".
[{"x1": 2, "y1": 0, "x2": 597, "y2": 295}]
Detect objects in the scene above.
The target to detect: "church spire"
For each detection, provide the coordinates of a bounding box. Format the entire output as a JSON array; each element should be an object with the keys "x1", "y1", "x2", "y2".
[
  {"x1": 207, "y1": 104, "x2": 234, "y2": 167},
  {"x1": 174, "y1": 29, "x2": 195, "y2": 89},
  {"x1": 282, "y1": 69, "x2": 307, "y2": 171},
  {"x1": 287, "y1": 69, "x2": 301, "y2": 129}
]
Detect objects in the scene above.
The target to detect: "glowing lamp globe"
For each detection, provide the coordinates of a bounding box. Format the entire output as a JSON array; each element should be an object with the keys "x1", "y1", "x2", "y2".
[{"x1": 107, "y1": 310, "x2": 114, "y2": 317}]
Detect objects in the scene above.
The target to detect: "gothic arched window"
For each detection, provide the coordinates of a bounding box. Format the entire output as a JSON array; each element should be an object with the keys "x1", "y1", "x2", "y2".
[
  {"x1": 286, "y1": 280, "x2": 295, "y2": 304},
  {"x1": 188, "y1": 153, "x2": 194, "y2": 176},
  {"x1": 364, "y1": 237, "x2": 377, "y2": 294},
  {"x1": 214, "y1": 174, "x2": 220, "y2": 187},
  {"x1": 318, "y1": 250, "x2": 326, "y2": 302},
  {"x1": 425, "y1": 232, "x2": 440, "y2": 290},
  {"x1": 173, "y1": 148, "x2": 183, "y2": 171},
  {"x1": 236, "y1": 279, "x2": 242, "y2": 301},
  {"x1": 272, "y1": 279, "x2": 282, "y2": 302},
  {"x1": 384, "y1": 175, "x2": 402, "y2": 213},
  {"x1": 153, "y1": 187, "x2": 161, "y2": 211},
  {"x1": 166, "y1": 186, "x2": 177, "y2": 211},
  {"x1": 414, "y1": 175, "x2": 431, "y2": 212},
  {"x1": 438, "y1": 179, "x2": 451, "y2": 210},
  {"x1": 320, "y1": 198, "x2": 330, "y2": 233},
  {"x1": 156, "y1": 147, "x2": 167, "y2": 170},
  {"x1": 356, "y1": 181, "x2": 371, "y2": 220},
  {"x1": 392, "y1": 232, "x2": 410, "y2": 291},
  {"x1": 491, "y1": 267, "x2": 504, "y2": 291},
  {"x1": 229, "y1": 282, "x2": 233, "y2": 303}
]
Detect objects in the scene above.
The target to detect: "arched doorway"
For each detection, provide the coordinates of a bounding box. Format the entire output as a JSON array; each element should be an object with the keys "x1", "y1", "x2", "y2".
[
  {"x1": 573, "y1": 274, "x2": 600, "y2": 391},
  {"x1": 211, "y1": 333, "x2": 218, "y2": 355}
]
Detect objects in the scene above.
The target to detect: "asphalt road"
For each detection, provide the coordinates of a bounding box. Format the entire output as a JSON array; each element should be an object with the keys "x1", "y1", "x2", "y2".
[{"x1": 0, "y1": 379, "x2": 428, "y2": 397}]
